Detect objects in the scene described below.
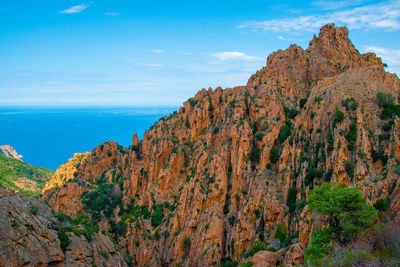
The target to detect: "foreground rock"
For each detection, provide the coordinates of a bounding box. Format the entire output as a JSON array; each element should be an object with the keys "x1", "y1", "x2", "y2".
[{"x1": 0, "y1": 186, "x2": 126, "y2": 266}]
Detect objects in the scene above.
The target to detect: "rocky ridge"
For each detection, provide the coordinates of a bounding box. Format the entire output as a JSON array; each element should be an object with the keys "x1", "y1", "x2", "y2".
[{"x1": 17, "y1": 24, "x2": 400, "y2": 266}]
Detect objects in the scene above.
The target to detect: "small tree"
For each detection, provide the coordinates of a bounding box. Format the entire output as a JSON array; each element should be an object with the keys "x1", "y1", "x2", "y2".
[
  {"x1": 305, "y1": 183, "x2": 376, "y2": 264},
  {"x1": 269, "y1": 146, "x2": 279, "y2": 164}
]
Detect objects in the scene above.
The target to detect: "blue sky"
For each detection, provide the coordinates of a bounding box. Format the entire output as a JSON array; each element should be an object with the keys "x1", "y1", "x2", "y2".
[{"x1": 1, "y1": 0, "x2": 400, "y2": 106}]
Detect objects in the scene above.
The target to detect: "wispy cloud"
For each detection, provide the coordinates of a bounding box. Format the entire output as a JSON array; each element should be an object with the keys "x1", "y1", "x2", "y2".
[
  {"x1": 59, "y1": 4, "x2": 89, "y2": 14},
  {"x1": 150, "y1": 49, "x2": 165, "y2": 54},
  {"x1": 212, "y1": 52, "x2": 263, "y2": 61},
  {"x1": 105, "y1": 12, "x2": 119, "y2": 16},
  {"x1": 239, "y1": 1, "x2": 400, "y2": 32},
  {"x1": 135, "y1": 63, "x2": 164, "y2": 70},
  {"x1": 311, "y1": 0, "x2": 367, "y2": 10}
]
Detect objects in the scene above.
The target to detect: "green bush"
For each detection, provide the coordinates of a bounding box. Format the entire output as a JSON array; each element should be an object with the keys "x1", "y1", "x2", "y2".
[
  {"x1": 269, "y1": 146, "x2": 279, "y2": 164},
  {"x1": 286, "y1": 187, "x2": 297, "y2": 213},
  {"x1": 220, "y1": 257, "x2": 238, "y2": 267},
  {"x1": 333, "y1": 109, "x2": 345, "y2": 125},
  {"x1": 110, "y1": 221, "x2": 127, "y2": 237},
  {"x1": 58, "y1": 227, "x2": 70, "y2": 251},
  {"x1": 346, "y1": 120, "x2": 357, "y2": 151},
  {"x1": 299, "y1": 98, "x2": 307, "y2": 108},
  {"x1": 305, "y1": 164, "x2": 324, "y2": 186},
  {"x1": 162, "y1": 230, "x2": 170, "y2": 238},
  {"x1": 274, "y1": 224, "x2": 288, "y2": 244},
  {"x1": 374, "y1": 198, "x2": 390, "y2": 211},
  {"x1": 30, "y1": 205, "x2": 39, "y2": 215},
  {"x1": 213, "y1": 126, "x2": 219, "y2": 134},
  {"x1": 376, "y1": 92, "x2": 400, "y2": 119},
  {"x1": 240, "y1": 261, "x2": 254, "y2": 267},
  {"x1": 314, "y1": 96, "x2": 323, "y2": 103},
  {"x1": 341, "y1": 97, "x2": 358, "y2": 111},
  {"x1": 376, "y1": 92, "x2": 395, "y2": 107},
  {"x1": 345, "y1": 161, "x2": 354, "y2": 178},
  {"x1": 242, "y1": 240, "x2": 269, "y2": 258},
  {"x1": 151, "y1": 205, "x2": 164, "y2": 227},
  {"x1": 279, "y1": 122, "x2": 292, "y2": 143},
  {"x1": 183, "y1": 237, "x2": 191, "y2": 250},
  {"x1": 250, "y1": 147, "x2": 260, "y2": 163},
  {"x1": 284, "y1": 107, "x2": 299, "y2": 119},
  {"x1": 255, "y1": 132, "x2": 265, "y2": 141}
]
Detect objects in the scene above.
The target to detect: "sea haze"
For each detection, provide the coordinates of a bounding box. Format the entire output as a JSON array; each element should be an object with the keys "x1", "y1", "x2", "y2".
[{"x1": 0, "y1": 107, "x2": 177, "y2": 170}]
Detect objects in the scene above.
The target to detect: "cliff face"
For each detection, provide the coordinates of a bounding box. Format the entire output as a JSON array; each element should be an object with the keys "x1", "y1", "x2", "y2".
[{"x1": 40, "y1": 24, "x2": 400, "y2": 266}]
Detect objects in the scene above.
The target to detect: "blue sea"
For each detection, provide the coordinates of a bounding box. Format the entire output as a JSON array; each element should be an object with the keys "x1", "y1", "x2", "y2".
[{"x1": 0, "y1": 107, "x2": 177, "y2": 170}]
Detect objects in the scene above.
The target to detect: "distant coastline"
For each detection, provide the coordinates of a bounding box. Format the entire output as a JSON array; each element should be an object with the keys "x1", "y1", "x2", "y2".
[{"x1": 0, "y1": 106, "x2": 177, "y2": 169}]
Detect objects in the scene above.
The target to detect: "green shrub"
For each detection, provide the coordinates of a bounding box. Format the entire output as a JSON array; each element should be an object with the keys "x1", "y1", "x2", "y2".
[
  {"x1": 345, "y1": 161, "x2": 354, "y2": 178},
  {"x1": 376, "y1": 92, "x2": 395, "y2": 107},
  {"x1": 286, "y1": 187, "x2": 297, "y2": 213},
  {"x1": 183, "y1": 237, "x2": 191, "y2": 250},
  {"x1": 284, "y1": 107, "x2": 299, "y2": 119},
  {"x1": 299, "y1": 98, "x2": 307, "y2": 108},
  {"x1": 220, "y1": 257, "x2": 238, "y2": 267},
  {"x1": 213, "y1": 126, "x2": 219, "y2": 134},
  {"x1": 151, "y1": 205, "x2": 164, "y2": 227},
  {"x1": 58, "y1": 227, "x2": 70, "y2": 251},
  {"x1": 305, "y1": 164, "x2": 324, "y2": 186},
  {"x1": 374, "y1": 198, "x2": 390, "y2": 211},
  {"x1": 314, "y1": 96, "x2": 323, "y2": 103},
  {"x1": 250, "y1": 147, "x2": 260, "y2": 163},
  {"x1": 242, "y1": 240, "x2": 268, "y2": 258},
  {"x1": 255, "y1": 132, "x2": 265, "y2": 141},
  {"x1": 110, "y1": 221, "x2": 127, "y2": 237},
  {"x1": 30, "y1": 205, "x2": 39, "y2": 215},
  {"x1": 162, "y1": 230, "x2": 170, "y2": 238},
  {"x1": 333, "y1": 109, "x2": 345, "y2": 125},
  {"x1": 274, "y1": 224, "x2": 288, "y2": 243},
  {"x1": 269, "y1": 146, "x2": 279, "y2": 164},
  {"x1": 346, "y1": 120, "x2": 357, "y2": 151},
  {"x1": 341, "y1": 97, "x2": 358, "y2": 111},
  {"x1": 279, "y1": 122, "x2": 292, "y2": 143},
  {"x1": 240, "y1": 261, "x2": 254, "y2": 267}
]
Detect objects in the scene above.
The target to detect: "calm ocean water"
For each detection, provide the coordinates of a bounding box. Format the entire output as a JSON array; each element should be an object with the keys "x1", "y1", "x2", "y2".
[{"x1": 0, "y1": 107, "x2": 177, "y2": 170}]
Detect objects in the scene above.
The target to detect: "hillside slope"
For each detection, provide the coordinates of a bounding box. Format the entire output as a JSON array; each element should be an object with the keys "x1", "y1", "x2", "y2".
[
  {"x1": 0, "y1": 154, "x2": 54, "y2": 197},
  {"x1": 39, "y1": 23, "x2": 400, "y2": 266}
]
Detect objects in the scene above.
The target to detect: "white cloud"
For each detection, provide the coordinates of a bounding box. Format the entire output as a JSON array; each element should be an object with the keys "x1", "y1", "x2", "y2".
[
  {"x1": 59, "y1": 4, "x2": 88, "y2": 14},
  {"x1": 239, "y1": 1, "x2": 400, "y2": 32},
  {"x1": 104, "y1": 12, "x2": 119, "y2": 16},
  {"x1": 212, "y1": 52, "x2": 263, "y2": 61},
  {"x1": 151, "y1": 49, "x2": 165, "y2": 54}
]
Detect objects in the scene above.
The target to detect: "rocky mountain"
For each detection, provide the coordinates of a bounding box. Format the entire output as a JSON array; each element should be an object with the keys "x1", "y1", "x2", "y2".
[
  {"x1": 4, "y1": 23, "x2": 400, "y2": 266},
  {"x1": 0, "y1": 145, "x2": 23, "y2": 161},
  {"x1": 0, "y1": 154, "x2": 54, "y2": 197}
]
